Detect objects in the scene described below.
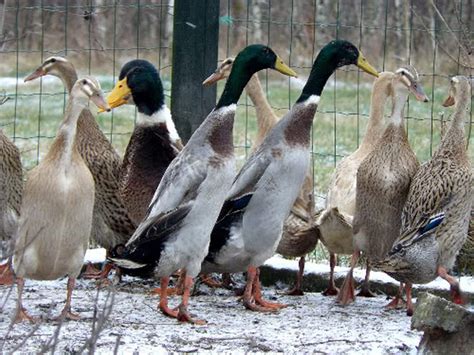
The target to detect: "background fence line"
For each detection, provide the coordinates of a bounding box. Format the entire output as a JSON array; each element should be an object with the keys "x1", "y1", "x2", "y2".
[{"x1": 0, "y1": 0, "x2": 472, "y2": 207}]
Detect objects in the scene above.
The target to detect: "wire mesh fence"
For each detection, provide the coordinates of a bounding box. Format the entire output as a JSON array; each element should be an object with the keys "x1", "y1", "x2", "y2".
[
  {"x1": 0, "y1": 0, "x2": 472, "y2": 205},
  {"x1": 1, "y1": 0, "x2": 472, "y2": 266}
]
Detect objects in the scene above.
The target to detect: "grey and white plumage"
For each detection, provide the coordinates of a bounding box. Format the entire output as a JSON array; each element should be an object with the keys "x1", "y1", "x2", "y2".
[
  {"x1": 109, "y1": 104, "x2": 236, "y2": 278},
  {"x1": 202, "y1": 96, "x2": 319, "y2": 274}
]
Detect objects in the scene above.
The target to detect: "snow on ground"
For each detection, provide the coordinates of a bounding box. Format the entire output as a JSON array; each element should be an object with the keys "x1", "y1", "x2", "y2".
[{"x1": 0, "y1": 271, "x2": 422, "y2": 353}]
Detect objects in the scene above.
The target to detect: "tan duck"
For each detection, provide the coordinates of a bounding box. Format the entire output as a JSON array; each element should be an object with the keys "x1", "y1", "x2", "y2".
[
  {"x1": 13, "y1": 77, "x2": 109, "y2": 322},
  {"x1": 103, "y1": 60, "x2": 183, "y2": 225},
  {"x1": 337, "y1": 66, "x2": 429, "y2": 305},
  {"x1": 24, "y1": 57, "x2": 137, "y2": 278},
  {"x1": 0, "y1": 128, "x2": 23, "y2": 285},
  {"x1": 203, "y1": 58, "x2": 319, "y2": 295},
  {"x1": 317, "y1": 72, "x2": 396, "y2": 296},
  {"x1": 372, "y1": 76, "x2": 472, "y2": 315}
]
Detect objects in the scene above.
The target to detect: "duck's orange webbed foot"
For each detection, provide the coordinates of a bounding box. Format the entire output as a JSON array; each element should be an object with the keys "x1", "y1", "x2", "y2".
[
  {"x1": 0, "y1": 262, "x2": 14, "y2": 285},
  {"x1": 322, "y1": 285, "x2": 339, "y2": 296},
  {"x1": 177, "y1": 304, "x2": 206, "y2": 325},
  {"x1": 337, "y1": 270, "x2": 355, "y2": 305},
  {"x1": 13, "y1": 307, "x2": 38, "y2": 324}
]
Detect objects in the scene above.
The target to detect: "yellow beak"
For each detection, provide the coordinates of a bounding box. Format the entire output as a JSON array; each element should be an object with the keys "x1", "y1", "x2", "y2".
[
  {"x1": 274, "y1": 56, "x2": 298, "y2": 78},
  {"x1": 356, "y1": 53, "x2": 379, "y2": 78},
  {"x1": 98, "y1": 78, "x2": 131, "y2": 113}
]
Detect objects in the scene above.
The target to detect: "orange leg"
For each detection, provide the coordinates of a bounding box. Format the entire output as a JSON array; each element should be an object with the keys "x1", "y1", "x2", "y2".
[
  {"x1": 437, "y1": 266, "x2": 466, "y2": 305},
  {"x1": 405, "y1": 283, "x2": 414, "y2": 316},
  {"x1": 253, "y1": 268, "x2": 287, "y2": 309},
  {"x1": 53, "y1": 277, "x2": 80, "y2": 321},
  {"x1": 357, "y1": 262, "x2": 376, "y2": 297},
  {"x1": 322, "y1": 253, "x2": 339, "y2": 296},
  {"x1": 337, "y1": 249, "x2": 359, "y2": 305},
  {"x1": 285, "y1": 256, "x2": 305, "y2": 296},
  {"x1": 242, "y1": 266, "x2": 272, "y2": 312},
  {"x1": 176, "y1": 275, "x2": 206, "y2": 325},
  {"x1": 152, "y1": 270, "x2": 184, "y2": 296},
  {"x1": 0, "y1": 260, "x2": 14, "y2": 285},
  {"x1": 158, "y1": 276, "x2": 179, "y2": 318},
  {"x1": 200, "y1": 273, "x2": 225, "y2": 288},
  {"x1": 82, "y1": 262, "x2": 115, "y2": 280},
  {"x1": 386, "y1": 282, "x2": 405, "y2": 309},
  {"x1": 13, "y1": 278, "x2": 37, "y2": 323}
]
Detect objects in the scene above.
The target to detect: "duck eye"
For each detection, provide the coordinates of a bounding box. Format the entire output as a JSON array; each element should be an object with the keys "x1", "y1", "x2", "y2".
[
  {"x1": 82, "y1": 80, "x2": 87, "y2": 85},
  {"x1": 50, "y1": 58, "x2": 56, "y2": 63},
  {"x1": 119, "y1": 85, "x2": 123, "y2": 88}
]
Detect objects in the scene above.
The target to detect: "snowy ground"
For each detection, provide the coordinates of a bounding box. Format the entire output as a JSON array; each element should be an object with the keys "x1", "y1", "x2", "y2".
[
  {"x1": 0, "y1": 249, "x2": 471, "y2": 353},
  {"x1": 0, "y1": 250, "x2": 474, "y2": 354},
  {"x1": 0, "y1": 277, "x2": 421, "y2": 354}
]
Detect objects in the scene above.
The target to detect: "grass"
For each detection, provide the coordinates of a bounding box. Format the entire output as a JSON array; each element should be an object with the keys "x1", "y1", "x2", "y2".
[{"x1": 0, "y1": 73, "x2": 472, "y2": 265}]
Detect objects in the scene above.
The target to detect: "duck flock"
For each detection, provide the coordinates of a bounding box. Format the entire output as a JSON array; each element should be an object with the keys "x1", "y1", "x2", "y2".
[{"x1": 0, "y1": 40, "x2": 472, "y2": 326}]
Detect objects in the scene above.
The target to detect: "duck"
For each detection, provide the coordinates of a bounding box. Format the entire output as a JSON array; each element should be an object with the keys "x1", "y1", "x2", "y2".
[
  {"x1": 24, "y1": 57, "x2": 137, "y2": 279},
  {"x1": 372, "y1": 76, "x2": 472, "y2": 316},
  {"x1": 317, "y1": 71, "x2": 402, "y2": 296},
  {"x1": 337, "y1": 66, "x2": 429, "y2": 306},
  {"x1": 201, "y1": 40, "x2": 379, "y2": 312},
  {"x1": 108, "y1": 45, "x2": 297, "y2": 324},
  {"x1": 104, "y1": 59, "x2": 183, "y2": 226},
  {"x1": 203, "y1": 58, "x2": 320, "y2": 295},
  {"x1": 0, "y1": 129, "x2": 23, "y2": 285},
  {"x1": 12, "y1": 77, "x2": 109, "y2": 322}
]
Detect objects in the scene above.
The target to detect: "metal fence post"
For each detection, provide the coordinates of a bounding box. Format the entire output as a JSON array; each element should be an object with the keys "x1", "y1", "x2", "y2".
[{"x1": 171, "y1": 0, "x2": 220, "y2": 143}]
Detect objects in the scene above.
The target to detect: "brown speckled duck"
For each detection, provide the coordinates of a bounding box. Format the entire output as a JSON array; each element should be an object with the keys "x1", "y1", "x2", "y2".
[
  {"x1": 24, "y1": 57, "x2": 137, "y2": 279},
  {"x1": 317, "y1": 71, "x2": 395, "y2": 296},
  {"x1": 104, "y1": 60, "x2": 183, "y2": 225},
  {"x1": 202, "y1": 58, "x2": 319, "y2": 295},
  {"x1": 13, "y1": 77, "x2": 109, "y2": 322},
  {"x1": 0, "y1": 128, "x2": 23, "y2": 285},
  {"x1": 373, "y1": 76, "x2": 472, "y2": 316},
  {"x1": 337, "y1": 66, "x2": 429, "y2": 306}
]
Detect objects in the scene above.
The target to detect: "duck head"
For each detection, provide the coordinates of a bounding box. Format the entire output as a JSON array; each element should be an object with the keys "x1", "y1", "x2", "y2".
[
  {"x1": 202, "y1": 57, "x2": 234, "y2": 86},
  {"x1": 24, "y1": 56, "x2": 73, "y2": 82},
  {"x1": 442, "y1": 76, "x2": 471, "y2": 107},
  {"x1": 72, "y1": 76, "x2": 110, "y2": 112},
  {"x1": 105, "y1": 59, "x2": 165, "y2": 116},
  {"x1": 393, "y1": 66, "x2": 429, "y2": 102},
  {"x1": 214, "y1": 44, "x2": 297, "y2": 109},
  {"x1": 297, "y1": 40, "x2": 379, "y2": 103}
]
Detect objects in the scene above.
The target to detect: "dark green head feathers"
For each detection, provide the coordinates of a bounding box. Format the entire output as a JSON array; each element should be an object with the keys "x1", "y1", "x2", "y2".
[
  {"x1": 107, "y1": 59, "x2": 165, "y2": 116},
  {"x1": 297, "y1": 40, "x2": 379, "y2": 103},
  {"x1": 215, "y1": 44, "x2": 296, "y2": 109}
]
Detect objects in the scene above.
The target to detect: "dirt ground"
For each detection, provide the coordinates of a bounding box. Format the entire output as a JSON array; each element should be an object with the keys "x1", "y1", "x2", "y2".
[{"x1": 0, "y1": 273, "x2": 422, "y2": 354}]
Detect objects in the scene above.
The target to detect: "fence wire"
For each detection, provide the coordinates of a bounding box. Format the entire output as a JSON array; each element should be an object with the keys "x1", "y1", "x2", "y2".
[{"x1": 0, "y1": 0, "x2": 472, "y2": 208}]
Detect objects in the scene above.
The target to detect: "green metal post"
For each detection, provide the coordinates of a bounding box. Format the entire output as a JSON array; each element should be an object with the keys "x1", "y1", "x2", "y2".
[{"x1": 171, "y1": 0, "x2": 220, "y2": 142}]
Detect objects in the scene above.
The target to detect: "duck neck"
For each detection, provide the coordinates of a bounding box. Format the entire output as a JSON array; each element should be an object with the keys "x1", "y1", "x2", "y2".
[
  {"x1": 361, "y1": 77, "x2": 391, "y2": 147},
  {"x1": 296, "y1": 52, "x2": 338, "y2": 104},
  {"x1": 436, "y1": 89, "x2": 470, "y2": 160},
  {"x1": 56, "y1": 63, "x2": 78, "y2": 93},
  {"x1": 389, "y1": 86, "x2": 408, "y2": 126},
  {"x1": 245, "y1": 74, "x2": 279, "y2": 143},
  {"x1": 136, "y1": 105, "x2": 181, "y2": 143},
  {"x1": 216, "y1": 58, "x2": 255, "y2": 110},
  {"x1": 49, "y1": 97, "x2": 85, "y2": 165},
  {"x1": 450, "y1": 89, "x2": 470, "y2": 130}
]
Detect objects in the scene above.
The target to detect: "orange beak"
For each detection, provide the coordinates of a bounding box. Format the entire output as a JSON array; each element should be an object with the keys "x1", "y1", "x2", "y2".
[{"x1": 442, "y1": 95, "x2": 455, "y2": 107}]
